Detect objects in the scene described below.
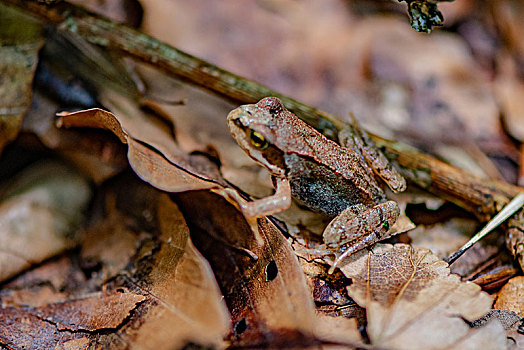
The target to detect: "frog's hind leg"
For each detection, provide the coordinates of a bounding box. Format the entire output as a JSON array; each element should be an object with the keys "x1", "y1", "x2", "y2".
[
  {"x1": 324, "y1": 201, "x2": 400, "y2": 274},
  {"x1": 328, "y1": 233, "x2": 381, "y2": 274},
  {"x1": 338, "y1": 117, "x2": 406, "y2": 193}
]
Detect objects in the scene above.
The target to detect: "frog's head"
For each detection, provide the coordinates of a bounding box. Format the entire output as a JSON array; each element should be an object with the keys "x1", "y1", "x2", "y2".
[{"x1": 227, "y1": 97, "x2": 286, "y2": 176}]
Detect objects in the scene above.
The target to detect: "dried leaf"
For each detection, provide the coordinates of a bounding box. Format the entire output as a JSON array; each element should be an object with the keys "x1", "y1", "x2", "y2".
[
  {"x1": 0, "y1": 289, "x2": 144, "y2": 349},
  {"x1": 0, "y1": 4, "x2": 44, "y2": 154},
  {"x1": 340, "y1": 244, "x2": 507, "y2": 349},
  {"x1": 127, "y1": 138, "x2": 218, "y2": 192},
  {"x1": 494, "y1": 276, "x2": 524, "y2": 317},
  {"x1": 30, "y1": 290, "x2": 145, "y2": 332},
  {"x1": 494, "y1": 0, "x2": 524, "y2": 69},
  {"x1": 176, "y1": 190, "x2": 317, "y2": 347},
  {"x1": 495, "y1": 71, "x2": 524, "y2": 142},
  {"x1": 365, "y1": 18, "x2": 500, "y2": 145},
  {"x1": 471, "y1": 309, "x2": 524, "y2": 350},
  {"x1": 57, "y1": 100, "x2": 225, "y2": 191},
  {"x1": 0, "y1": 258, "x2": 73, "y2": 308},
  {"x1": 117, "y1": 194, "x2": 230, "y2": 349},
  {"x1": 0, "y1": 307, "x2": 89, "y2": 349},
  {"x1": 0, "y1": 161, "x2": 92, "y2": 282},
  {"x1": 23, "y1": 92, "x2": 128, "y2": 183},
  {"x1": 80, "y1": 210, "x2": 138, "y2": 281},
  {"x1": 409, "y1": 218, "x2": 476, "y2": 258},
  {"x1": 0, "y1": 185, "x2": 230, "y2": 349},
  {"x1": 313, "y1": 314, "x2": 362, "y2": 346}
]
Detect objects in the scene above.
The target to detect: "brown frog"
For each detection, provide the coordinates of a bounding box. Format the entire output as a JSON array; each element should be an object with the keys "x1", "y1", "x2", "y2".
[{"x1": 227, "y1": 97, "x2": 406, "y2": 272}]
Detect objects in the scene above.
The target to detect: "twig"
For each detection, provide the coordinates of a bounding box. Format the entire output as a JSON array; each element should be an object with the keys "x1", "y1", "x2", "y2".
[
  {"x1": 376, "y1": 137, "x2": 522, "y2": 221},
  {"x1": 4, "y1": 0, "x2": 524, "y2": 267},
  {"x1": 1, "y1": 0, "x2": 341, "y2": 140}
]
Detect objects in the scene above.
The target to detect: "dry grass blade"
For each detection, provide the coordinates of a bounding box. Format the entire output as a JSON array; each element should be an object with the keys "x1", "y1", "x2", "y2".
[{"x1": 446, "y1": 193, "x2": 524, "y2": 264}]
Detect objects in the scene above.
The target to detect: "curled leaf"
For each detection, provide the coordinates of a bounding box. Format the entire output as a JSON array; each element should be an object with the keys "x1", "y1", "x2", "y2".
[{"x1": 57, "y1": 105, "x2": 225, "y2": 191}]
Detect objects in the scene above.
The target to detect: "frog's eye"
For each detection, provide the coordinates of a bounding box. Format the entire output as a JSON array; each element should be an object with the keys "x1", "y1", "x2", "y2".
[{"x1": 249, "y1": 130, "x2": 269, "y2": 149}]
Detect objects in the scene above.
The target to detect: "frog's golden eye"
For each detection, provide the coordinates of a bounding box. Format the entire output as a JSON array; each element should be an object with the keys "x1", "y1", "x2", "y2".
[{"x1": 249, "y1": 130, "x2": 269, "y2": 149}]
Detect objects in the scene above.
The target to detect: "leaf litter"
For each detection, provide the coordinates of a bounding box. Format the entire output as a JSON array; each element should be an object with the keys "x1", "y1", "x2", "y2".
[{"x1": 1, "y1": 0, "x2": 524, "y2": 349}]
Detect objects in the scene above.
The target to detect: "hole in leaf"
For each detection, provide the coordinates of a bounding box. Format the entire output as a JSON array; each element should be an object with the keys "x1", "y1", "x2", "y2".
[
  {"x1": 265, "y1": 260, "x2": 278, "y2": 281},
  {"x1": 234, "y1": 318, "x2": 247, "y2": 335}
]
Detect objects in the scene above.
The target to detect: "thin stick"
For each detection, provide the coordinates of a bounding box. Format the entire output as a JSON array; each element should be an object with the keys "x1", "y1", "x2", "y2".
[
  {"x1": 445, "y1": 193, "x2": 524, "y2": 265},
  {"x1": 4, "y1": 0, "x2": 524, "y2": 267},
  {"x1": 0, "y1": 0, "x2": 341, "y2": 139}
]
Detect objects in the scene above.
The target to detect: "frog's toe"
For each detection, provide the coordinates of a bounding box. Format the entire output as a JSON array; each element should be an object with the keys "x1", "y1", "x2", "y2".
[{"x1": 294, "y1": 246, "x2": 332, "y2": 258}]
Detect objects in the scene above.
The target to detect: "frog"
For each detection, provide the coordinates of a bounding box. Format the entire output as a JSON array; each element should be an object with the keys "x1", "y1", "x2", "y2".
[{"x1": 227, "y1": 97, "x2": 406, "y2": 273}]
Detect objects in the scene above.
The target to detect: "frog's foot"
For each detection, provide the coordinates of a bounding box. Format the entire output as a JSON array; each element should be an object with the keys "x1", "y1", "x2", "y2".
[
  {"x1": 295, "y1": 246, "x2": 336, "y2": 269},
  {"x1": 327, "y1": 233, "x2": 380, "y2": 274},
  {"x1": 295, "y1": 245, "x2": 358, "y2": 274},
  {"x1": 323, "y1": 201, "x2": 400, "y2": 274},
  {"x1": 294, "y1": 246, "x2": 332, "y2": 259}
]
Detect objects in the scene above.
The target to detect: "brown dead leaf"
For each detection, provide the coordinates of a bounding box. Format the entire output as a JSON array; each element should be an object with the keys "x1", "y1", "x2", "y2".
[
  {"x1": 127, "y1": 138, "x2": 218, "y2": 192},
  {"x1": 362, "y1": 17, "x2": 500, "y2": 147},
  {"x1": 495, "y1": 68, "x2": 524, "y2": 142},
  {"x1": 116, "y1": 193, "x2": 230, "y2": 349},
  {"x1": 23, "y1": 91, "x2": 128, "y2": 183},
  {"x1": 313, "y1": 313, "x2": 362, "y2": 346},
  {"x1": 493, "y1": 0, "x2": 524, "y2": 71},
  {"x1": 0, "y1": 180, "x2": 230, "y2": 349},
  {"x1": 0, "y1": 306, "x2": 90, "y2": 349},
  {"x1": 469, "y1": 264, "x2": 519, "y2": 291},
  {"x1": 57, "y1": 97, "x2": 225, "y2": 191},
  {"x1": 4, "y1": 256, "x2": 74, "y2": 293},
  {"x1": 30, "y1": 289, "x2": 145, "y2": 332},
  {"x1": 0, "y1": 161, "x2": 92, "y2": 282},
  {"x1": 176, "y1": 190, "x2": 317, "y2": 347},
  {"x1": 0, "y1": 289, "x2": 144, "y2": 349},
  {"x1": 340, "y1": 244, "x2": 507, "y2": 349},
  {"x1": 471, "y1": 309, "x2": 524, "y2": 350},
  {"x1": 495, "y1": 276, "x2": 524, "y2": 317},
  {"x1": 57, "y1": 108, "x2": 128, "y2": 143},
  {"x1": 80, "y1": 209, "x2": 138, "y2": 281},
  {"x1": 409, "y1": 218, "x2": 476, "y2": 259},
  {"x1": 0, "y1": 4, "x2": 43, "y2": 155}
]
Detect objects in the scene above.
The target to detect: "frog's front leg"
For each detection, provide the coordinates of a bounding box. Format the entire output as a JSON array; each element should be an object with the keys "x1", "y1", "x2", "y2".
[
  {"x1": 339, "y1": 117, "x2": 406, "y2": 193},
  {"x1": 324, "y1": 201, "x2": 400, "y2": 273},
  {"x1": 239, "y1": 177, "x2": 292, "y2": 218}
]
